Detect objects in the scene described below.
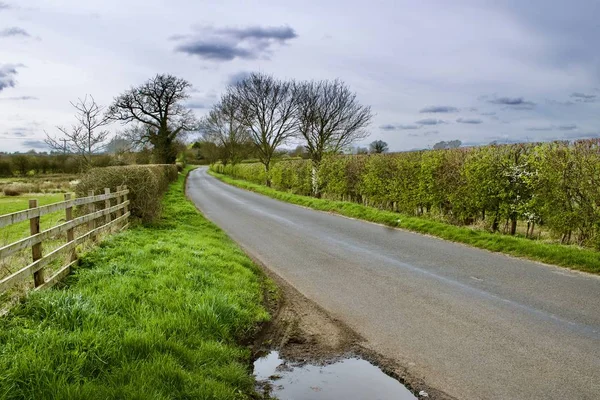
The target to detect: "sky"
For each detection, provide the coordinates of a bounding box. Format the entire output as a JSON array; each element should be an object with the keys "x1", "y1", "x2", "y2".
[{"x1": 0, "y1": 0, "x2": 599, "y2": 153}]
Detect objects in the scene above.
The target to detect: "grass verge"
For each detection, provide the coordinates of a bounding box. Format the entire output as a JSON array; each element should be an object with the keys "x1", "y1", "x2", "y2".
[
  {"x1": 208, "y1": 170, "x2": 600, "y2": 275},
  {"x1": 0, "y1": 169, "x2": 270, "y2": 399}
]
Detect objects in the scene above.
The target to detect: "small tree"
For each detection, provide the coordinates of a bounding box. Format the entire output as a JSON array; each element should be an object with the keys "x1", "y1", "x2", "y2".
[
  {"x1": 45, "y1": 95, "x2": 110, "y2": 170},
  {"x1": 200, "y1": 94, "x2": 251, "y2": 166},
  {"x1": 107, "y1": 74, "x2": 198, "y2": 164},
  {"x1": 369, "y1": 140, "x2": 388, "y2": 154},
  {"x1": 227, "y1": 72, "x2": 298, "y2": 186},
  {"x1": 296, "y1": 79, "x2": 373, "y2": 196}
]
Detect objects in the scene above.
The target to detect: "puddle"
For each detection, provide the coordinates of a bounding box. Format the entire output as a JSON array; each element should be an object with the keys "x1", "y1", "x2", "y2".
[{"x1": 254, "y1": 351, "x2": 417, "y2": 399}]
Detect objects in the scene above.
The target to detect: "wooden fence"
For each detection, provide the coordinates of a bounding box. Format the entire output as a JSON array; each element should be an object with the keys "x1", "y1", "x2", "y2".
[{"x1": 0, "y1": 186, "x2": 130, "y2": 296}]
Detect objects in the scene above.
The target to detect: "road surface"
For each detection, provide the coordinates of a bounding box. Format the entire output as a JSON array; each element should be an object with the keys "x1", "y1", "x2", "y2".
[{"x1": 187, "y1": 167, "x2": 600, "y2": 400}]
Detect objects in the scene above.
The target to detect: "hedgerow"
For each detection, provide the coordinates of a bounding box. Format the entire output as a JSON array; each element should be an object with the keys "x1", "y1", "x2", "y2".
[
  {"x1": 76, "y1": 164, "x2": 178, "y2": 223},
  {"x1": 212, "y1": 139, "x2": 600, "y2": 249}
]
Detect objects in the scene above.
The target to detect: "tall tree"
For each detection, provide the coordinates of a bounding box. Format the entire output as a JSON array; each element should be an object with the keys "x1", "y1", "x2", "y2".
[
  {"x1": 107, "y1": 74, "x2": 198, "y2": 164},
  {"x1": 200, "y1": 94, "x2": 251, "y2": 166},
  {"x1": 296, "y1": 79, "x2": 372, "y2": 195},
  {"x1": 44, "y1": 95, "x2": 110, "y2": 170},
  {"x1": 227, "y1": 72, "x2": 298, "y2": 186},
  {"x1": 369, "y1": 140, "x2": 388, "y2": 154}
]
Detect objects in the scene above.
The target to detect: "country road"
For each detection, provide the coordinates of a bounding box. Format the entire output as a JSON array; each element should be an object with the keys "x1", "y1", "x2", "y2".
[{"x1": 186, "y1": 167, "x2": 600, "y2": 400}]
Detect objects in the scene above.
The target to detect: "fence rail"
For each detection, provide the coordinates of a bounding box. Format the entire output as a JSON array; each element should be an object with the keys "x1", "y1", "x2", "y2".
[{"x1": 0, "y1": 186, "x2": 130, "y2": 297}]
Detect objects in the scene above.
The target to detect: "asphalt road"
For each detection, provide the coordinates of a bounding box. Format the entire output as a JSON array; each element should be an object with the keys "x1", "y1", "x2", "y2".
[{"x1": 187, "y1": 167, "x2": 600, "y2": 400}]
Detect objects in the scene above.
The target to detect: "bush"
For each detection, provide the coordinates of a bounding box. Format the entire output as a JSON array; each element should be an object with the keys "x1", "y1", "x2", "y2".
[{"x1": 76, "y1": 164, "x2": 178, "y2": 223}]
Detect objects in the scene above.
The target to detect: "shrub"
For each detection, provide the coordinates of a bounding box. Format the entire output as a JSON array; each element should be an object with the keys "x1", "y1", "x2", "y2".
[{"x1": 76, "y1": 164, "x2": 178, "y2": 223}]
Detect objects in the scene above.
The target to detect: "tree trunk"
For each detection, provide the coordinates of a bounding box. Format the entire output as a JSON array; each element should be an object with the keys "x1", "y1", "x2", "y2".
[
  {"x1": 510, "y1": 216, "x2": 518, "y2": 235},
  {"x1": 311, "y1": 162, "x2": 321, "y2": 198}
]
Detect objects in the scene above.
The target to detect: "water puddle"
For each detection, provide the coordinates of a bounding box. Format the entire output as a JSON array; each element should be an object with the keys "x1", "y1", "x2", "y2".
[{"x1": 254, "y1": 351, "x2": 417, "y2": 399}]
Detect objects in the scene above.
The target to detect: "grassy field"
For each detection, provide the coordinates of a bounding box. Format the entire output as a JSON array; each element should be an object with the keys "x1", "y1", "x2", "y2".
[
  {"x1": 0, "y1": 169, "x2": 270, "y2": 399},
  {"x1": 0, "y1": 193, "x2": 67, "y2": 245},
  {"x1": 209, "y1": 170, "x2": 600, "y2": 275}
]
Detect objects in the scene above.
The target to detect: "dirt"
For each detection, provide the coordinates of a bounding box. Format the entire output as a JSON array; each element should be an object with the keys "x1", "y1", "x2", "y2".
[{"x1": 250, "y1": 260, "x2": 456, "y2": 400}]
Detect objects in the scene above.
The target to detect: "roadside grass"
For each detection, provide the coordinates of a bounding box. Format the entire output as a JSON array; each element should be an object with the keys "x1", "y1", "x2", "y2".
[
  {"x1": 0, "y1": 169, "x2": 270, "y2": 399},
  {"x1": 208, "y1": 170, "x2": 600, "y2": 275}
]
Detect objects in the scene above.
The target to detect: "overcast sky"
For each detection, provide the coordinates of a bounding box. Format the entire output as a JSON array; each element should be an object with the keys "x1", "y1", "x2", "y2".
[{"x1": 1, "y1": 0, "x2": 599, "y2": 153}]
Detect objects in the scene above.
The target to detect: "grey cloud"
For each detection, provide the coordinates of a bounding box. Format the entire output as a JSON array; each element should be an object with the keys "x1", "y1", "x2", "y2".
[
  {"x1": 419, "y1": 105, "x2": 458, "y2": 113},
  {"x1": 227, "y1": 71, "x2": 251, "y2": 86},
  {"x1": 456, "y1": 118, "x2": 483, "y2": 124},
  {"x1": 176, "y1": 42, "x2": 253, "y2": 61},
  {"x1": 219, "y1": 26, "x2": 297, "y2": 41},
  {"x1": 0, "y1": 95, "x2": 38, "y2": 101},
  {"x1": 558, "y1": 124, "x2": 577, "y2": 131},
  {"x1": 173, "y1": 25, "x2": 297, "y2": 62},
  {"x1": 479, "y1": 112, "x2": 496, "y2": 116},
  {"x1": 0, "y1": 64, "x2": 19, "y2": 92},
  {"x1": 488, "y1": 96, "x2": 536, "y2": 107},
  {"x1": 546, "y1": 99, "x2": 575, "y2": 106},
  {"x1": 379, "y1": 124, "x2": 421, "y2": 131},
  {"x1": 0, "y1": 27, "x2": 30, "y2": 37},
  {"x1": 415, "y1": 118, "x2": 446, "y2": 125},
  {"x1": 570, "y1": 92, "x2": 597, "y2": 103},
  {"x1": 408, "y1": 130, "x2": 438, "y2": 137},
  {"x1": 526, "y1": 126, "x2": 553, "y2": 132},
  {"x1": 570, "y1": 92, "x2": 596, "y2": 99},
  {"x1": 0, "y1": 2, "x2": 10, "y2": 10},
  {"x1": 21, "y1": 140, "x2": 48, "y2": 149}
]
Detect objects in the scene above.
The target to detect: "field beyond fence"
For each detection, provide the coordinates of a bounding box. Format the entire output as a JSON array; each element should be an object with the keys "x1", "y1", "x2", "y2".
[{"x1": 0, "y1": 186, "x2": 130, "y2": 311}]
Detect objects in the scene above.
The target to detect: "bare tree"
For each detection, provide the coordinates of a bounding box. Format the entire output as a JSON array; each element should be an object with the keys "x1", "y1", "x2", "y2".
[
  {"x1": 228, "y1": 72, "x2": 298, "y2": 186},
  {"x1": 200, "y1": 94, "x2": 251, "y2": 166},
  {"x1": 44, "y1": 95, "x2": 110, "y2": 170},
  {"x1": 107, "y1": 74, "x2": 198, "y2": 164},
  {"x1": 296, "y1": 79, "x2": 373, "y2": 195},
  {"x1": 369, "y1": 140, "x2": 388, "y2": 154}
]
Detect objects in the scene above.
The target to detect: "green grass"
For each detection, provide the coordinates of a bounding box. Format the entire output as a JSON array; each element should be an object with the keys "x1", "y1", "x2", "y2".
[
  {"x1": 0, "y1": 169, "x2": 270, "y2": 399},
  {"x1": 0, "y1": 193, "x2": 67, "y2": 245},
  {"x1": 209, "y1": 170, "x2": 600, "y2": 275}
]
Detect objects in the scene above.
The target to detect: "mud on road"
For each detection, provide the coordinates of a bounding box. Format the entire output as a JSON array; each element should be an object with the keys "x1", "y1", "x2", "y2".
[{"x1": 251, "y1": 263, "x2": 454, "y2": 400}]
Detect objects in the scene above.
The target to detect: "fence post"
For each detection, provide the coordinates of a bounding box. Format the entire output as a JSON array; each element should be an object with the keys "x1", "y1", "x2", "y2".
[
  {"x1": 65, "y1": 193, "x2": 77, "y2": 262},
  {"x1": 123, "y1": 185, "x2": 128, "y2": 217},
  {"x1": 115, "y1": 185, "x2": 122, "y2": 218},
  {"x1": 104, "y1": 188, "x2": 111, "y2": 225},
  {"x1": 88, "y1": 190, "x2": 97, "y2": 241},
  {"x1": 29, "y1": 199, "x2": 44, "y2": 287}
]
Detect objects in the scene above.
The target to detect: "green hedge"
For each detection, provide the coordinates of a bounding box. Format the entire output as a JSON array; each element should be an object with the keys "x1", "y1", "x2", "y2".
[
  {"x1": 76, "y1": 164, "x2": 178, "y2": 222},
  {"x1": 212, "y1": 140, "x2": 600, "y2": 249}
]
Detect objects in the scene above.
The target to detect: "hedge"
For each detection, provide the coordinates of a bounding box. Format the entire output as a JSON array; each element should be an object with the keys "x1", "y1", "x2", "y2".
[
  {"x1": 212, "y1": 139, "x2": 600, "y2": 249},
  {"x1": 76, "y1": 164, "x2": 178, "y2": 222}
]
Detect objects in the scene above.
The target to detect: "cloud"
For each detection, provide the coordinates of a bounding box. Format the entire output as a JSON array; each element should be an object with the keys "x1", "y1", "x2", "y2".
[
  {"x1": 0, "y1": 2, "x2": 10, "y2": 10},
  {"x1": 570, "y1": 92, "x2": 597, "y2": 103},
  {"x1": 415, "y1": 118, "x2": 446, "y2": 125},
  {"x1": 0, "y1": 64, "x2": 20, "y2": 92},
  {"x1": 419, "y1": 105, "x2": 458, "y2": 113},
  {"x1": 0, "y1": 95, "x2": 38, "y2": 101},
  {"x1": 456, "y1": 118, "x2": 483, "y2": 124},
  {"x1": 227, "y1": 71, "x2": 251, "y2": 86},
  {"x1": 21, "y1": 140, "x2": 48, "y2": 149},
  {"x1": 558, "y1": 124, "x2": 577, "y2": 131},
  {"x1": 546, "y1": 99, "x2": 575, "y2": 106},
  {"x1": 173, "y1": 25, "x2": 297, "y2": 61},
  {"x1": 0, "y1": 27, "x2": 30, "y2": 37},
  {"x1": 488, "y1": 96, "x2": 536, "y2": 109},
  {"x1": 479, "y1": 112, "x2": 496, "y2": 116},
  {"x1": 526, "y1": 126, "x2": 553, "y2": 131},
  {"x1": 408, "y1": 130, "x2": 438, "y2": 137},
  {"x1": 379, "y1": 124, "x2": 422, "y2": 131}
]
